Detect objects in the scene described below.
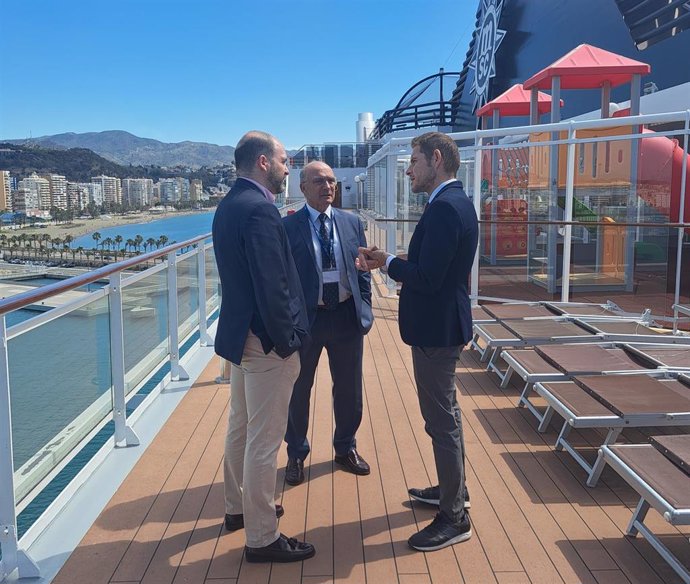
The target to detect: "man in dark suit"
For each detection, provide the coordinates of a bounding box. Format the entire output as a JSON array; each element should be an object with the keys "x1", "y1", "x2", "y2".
[
  {"x1": 358, "y1": 132, "x2": 478, "y2": 552},
  {"x1": 212, "y1": 131, "x2": 315, "y2": 563},
  {"x1": 283, "y1": 161, "x2": 373, "y2": 485}
]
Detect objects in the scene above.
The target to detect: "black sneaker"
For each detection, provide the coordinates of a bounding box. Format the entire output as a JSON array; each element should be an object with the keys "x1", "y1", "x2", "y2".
[
  {"x1": 408, "y1": 512, "x2": 472, "y2": 552},
  {"x1": 245, "y1": 533, "x2": 316, "y2": 563},
  {"x1": 408, "y1": 485, "x2": 471, "y2": 509}
]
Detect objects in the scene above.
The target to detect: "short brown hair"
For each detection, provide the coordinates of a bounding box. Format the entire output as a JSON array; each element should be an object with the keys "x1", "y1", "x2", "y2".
[
  {"x1": 234, "y1": 131, "x2": 277, "y2": 174},
  {"x1": 411, "y1": 132, "x2": 460, "y2": 175}
]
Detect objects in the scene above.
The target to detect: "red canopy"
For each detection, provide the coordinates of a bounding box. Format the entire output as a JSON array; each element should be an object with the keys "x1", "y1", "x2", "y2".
[
  {"x1": 523, "y1": 44, "x2": 650, "y2": 91},
  {"x1": 476, "y1": 84, "x2": 563, "y2": 117}
]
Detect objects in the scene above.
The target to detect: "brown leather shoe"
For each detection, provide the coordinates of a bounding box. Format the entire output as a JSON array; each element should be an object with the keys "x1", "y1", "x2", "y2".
[
  {"x1": 245, "y1": 533, "x2": 316, "y2": 563},
  {"x1": 224, "y1": 504, "x2": 284, "y2": 531},
  {"x1": 334, "y1": 449, "x2": 370, "y2": 475}
]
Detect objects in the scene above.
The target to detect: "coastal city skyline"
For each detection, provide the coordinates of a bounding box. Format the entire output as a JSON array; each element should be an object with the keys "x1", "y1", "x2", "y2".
[{"x1": 0, "y1": 0, "x2": 476, "y2": 149}]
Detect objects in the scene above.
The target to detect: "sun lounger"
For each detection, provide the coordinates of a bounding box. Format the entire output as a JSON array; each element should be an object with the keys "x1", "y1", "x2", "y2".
[
  {"x1": 600, "y1": 435, "x2": 690, "y2": 584},
  {"x1": 476, "y1": 317, "x2": 688, "y2": 381},
  {"x1": 500, "y1": 344, "x2": 690, "y2": 422},
  {"x1": 532, "y1": 373, "x2": 690, "y2": 487}
]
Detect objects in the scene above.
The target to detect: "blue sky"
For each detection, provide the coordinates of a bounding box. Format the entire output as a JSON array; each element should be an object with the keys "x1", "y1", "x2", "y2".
[{"x1": 0, "y1": 0, "x2": 477, "y2": 149}]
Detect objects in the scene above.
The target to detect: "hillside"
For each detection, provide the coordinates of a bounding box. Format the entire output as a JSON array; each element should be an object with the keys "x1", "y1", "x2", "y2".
[
  {"x1": 0, "y1": 143, "x2": 230, "y2": 188},
  {"x1": 3, "y1": 130, "x2": 235, "y2": 168}
]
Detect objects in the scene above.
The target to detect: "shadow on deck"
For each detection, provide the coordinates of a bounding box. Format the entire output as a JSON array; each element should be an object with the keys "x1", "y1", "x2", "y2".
[{"x1": 52, "y1": 292, "x2": 690, "y2": 584}]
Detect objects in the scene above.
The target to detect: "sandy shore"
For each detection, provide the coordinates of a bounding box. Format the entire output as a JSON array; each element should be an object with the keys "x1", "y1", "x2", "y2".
[{"x1": 2, "y1": 210, "x2": 204, "y2": 240}]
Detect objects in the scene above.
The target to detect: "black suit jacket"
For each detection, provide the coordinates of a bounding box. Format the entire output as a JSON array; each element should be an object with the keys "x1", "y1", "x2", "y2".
[
  {"x1": 387, "y1": 181, "x2": 478, "y2": 347},
  {"x1": 212, "y1": 178, "x2": 308, "y2": 365},
  {"x1": 283, "y1": 205, "x2": 373, "y2": 334}
]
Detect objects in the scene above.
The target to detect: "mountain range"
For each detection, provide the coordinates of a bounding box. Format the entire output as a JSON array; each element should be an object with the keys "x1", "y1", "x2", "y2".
[{"x1": 3, "y1": 130, "x2": 235, "y2": 168}]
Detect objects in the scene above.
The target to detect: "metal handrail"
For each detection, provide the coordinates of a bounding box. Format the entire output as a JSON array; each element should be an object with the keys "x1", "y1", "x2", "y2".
[
  {"x1": 370, "y1": 218, "x2": 690, "y2": 228},
  {"x1": 0, "y1": 233, "x2": 212, "y2": 316}
]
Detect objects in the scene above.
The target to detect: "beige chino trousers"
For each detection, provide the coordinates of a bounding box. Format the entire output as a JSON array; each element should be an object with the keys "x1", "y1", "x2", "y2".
[{"x1": 224, "y1": 331, "x2": 300, "y2": 547}]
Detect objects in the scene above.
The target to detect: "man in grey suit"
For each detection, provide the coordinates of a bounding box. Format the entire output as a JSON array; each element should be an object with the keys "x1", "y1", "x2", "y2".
[{"x1": 283, "y1": 161, "x2": 373, "y2": 485}]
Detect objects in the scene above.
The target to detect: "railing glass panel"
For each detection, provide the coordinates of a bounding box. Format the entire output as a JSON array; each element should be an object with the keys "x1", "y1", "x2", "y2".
[
  {"x1": 205, "y1": 247, "x2": 220, "y2": 313},
  {"x1": 177, "y1": 255, "x2": 199, "y2": 342},
  {"x1": 122, "y1": 268, "x2": 169, "y2": 394},
  {"x1": 9, "y1": 294, "x2": 112, "y2": 502}
]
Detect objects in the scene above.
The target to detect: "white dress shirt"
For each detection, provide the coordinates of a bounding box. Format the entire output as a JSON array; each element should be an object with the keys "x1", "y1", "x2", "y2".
[{"x1": 305, "y1": 204, "x2": 352, "y2": 304}]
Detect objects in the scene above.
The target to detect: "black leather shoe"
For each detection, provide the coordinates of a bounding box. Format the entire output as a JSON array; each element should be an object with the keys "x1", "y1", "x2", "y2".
[
  {"x1": 245, "y1": 533, "x2": 316, "y2": 563},
  {"x1": 224, "y1": 504, "x2": 284, "y2": 532},
  {"x1": 408, "y1": 512, "x2": 472, "y2": 552},
  {"x1": 285, "y1": 458, "x2": 305, "y2": 486},
  {"x1": 334, "y1": 449, "x2": 370, "y2": 475},
  {"x1": 408, "y1": 485, "x2": 471, "y2": 509}
]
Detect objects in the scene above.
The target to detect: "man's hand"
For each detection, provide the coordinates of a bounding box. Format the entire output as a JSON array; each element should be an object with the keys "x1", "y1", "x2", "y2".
[{"x1": 356, "y1": 246, "x2": 388, "y2": 271}]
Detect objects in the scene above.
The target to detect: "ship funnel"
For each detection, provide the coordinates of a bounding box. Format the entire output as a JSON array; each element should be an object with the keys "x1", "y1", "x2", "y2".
[{"x1": 356, "y1": 112, "x2": 375, "y2": 142}]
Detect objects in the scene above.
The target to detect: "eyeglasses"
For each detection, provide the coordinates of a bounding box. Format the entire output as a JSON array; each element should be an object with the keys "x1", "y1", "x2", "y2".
[{"x1": 312, "y1": 177, "x2": 337, "y2": 186}]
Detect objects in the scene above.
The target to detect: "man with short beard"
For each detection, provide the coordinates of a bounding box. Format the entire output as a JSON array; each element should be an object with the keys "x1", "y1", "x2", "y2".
[
  {"x1": 358, "y1": 132, "x2": 478, "y2": 552},
  {"x1": 212, "y1": 131, "x2": 315, "y2": 563}
]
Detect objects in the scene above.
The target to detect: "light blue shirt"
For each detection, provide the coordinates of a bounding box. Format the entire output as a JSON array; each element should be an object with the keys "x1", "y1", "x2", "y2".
[{"x1": 305, "y1": 204, "x2": 352, "y2": 304}]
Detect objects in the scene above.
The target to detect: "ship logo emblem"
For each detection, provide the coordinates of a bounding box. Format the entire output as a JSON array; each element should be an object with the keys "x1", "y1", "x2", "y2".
[{"x1": 470, "y1": 0, "x2": 506, "y2": 111}]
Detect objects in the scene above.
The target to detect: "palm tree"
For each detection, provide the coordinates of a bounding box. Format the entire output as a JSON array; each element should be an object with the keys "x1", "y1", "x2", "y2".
[
  {"x1": 114, "y1": 235, "x2": 123, "y2": 261},
  {"x1": 134, "y1": 234, "x2": 144, "y2": 253},
  {"x1": 103, "y1": 237, "x2": 113, "y2": 252},
  {"x1": 64, "y1": 234, "x2": 74, "y2": 249},
  {"x1": 158, "y1": 235, "x2": 169, "y2": 249},
  {"x1": 92, "y1": 231, "x2": 101, "y2": 249},
  {"x1": 146, "y1": 237, "x2": 156, "y2": 253},
  {"x1": 126, "y1": 238, "x2": 135, "y2": 255}
]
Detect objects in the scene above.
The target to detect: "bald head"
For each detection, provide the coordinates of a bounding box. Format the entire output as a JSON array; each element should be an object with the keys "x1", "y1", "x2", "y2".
[{"x1": 300, "y1": 161, "x2": 336, "y2": 213}]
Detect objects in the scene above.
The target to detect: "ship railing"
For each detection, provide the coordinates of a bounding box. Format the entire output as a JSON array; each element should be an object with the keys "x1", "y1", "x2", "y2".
[
  {"x1": 0, "y1": 232, "x2": 217, "y2": 582},
  {"x1": 363, "y1": 109, "x2": 690, "y2": 329}
]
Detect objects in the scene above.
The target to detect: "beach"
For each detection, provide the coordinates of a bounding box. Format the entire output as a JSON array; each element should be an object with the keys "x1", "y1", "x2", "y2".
[{"x1": 3, "y1": 209, "x2": 206, "y2": 240}]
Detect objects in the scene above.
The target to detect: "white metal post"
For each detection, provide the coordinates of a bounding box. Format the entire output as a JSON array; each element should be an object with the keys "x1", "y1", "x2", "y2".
[
  {"x1": 561, "y1": 124, "x2": 576, "y2": 302},
  {"x1": 167, "y1": 252, "x2": 189, "y2": 381},
  {"x1": 673, "y1": 111, "x2": 690, "y2": 333},
  {"x1": 471, "y1": 136, "x2": 483, "y2": 306},
  {"x1": 385, "y1": 153, "x2": 398, "y2": 295},
  {"x1": 196, "y1": 245, "x2": 214, "y2": 347},
  {"x1": 0, "y1": 316, "x2": 40, "y2": 581},
  {"x1": 108, "y1": 272, "x2": 140, "y2": 448}
]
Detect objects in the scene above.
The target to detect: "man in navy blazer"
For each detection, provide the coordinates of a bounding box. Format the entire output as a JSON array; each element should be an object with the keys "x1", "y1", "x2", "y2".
[
  {"x1": 282, "y1": 161, "x2": 373, "y2": 485},
  {"x1": 212, "y1": 131, "x2": 314, "y2": 563},
  {"x1": 358, "y1": 132, "x2": 478, "y2": 553}
]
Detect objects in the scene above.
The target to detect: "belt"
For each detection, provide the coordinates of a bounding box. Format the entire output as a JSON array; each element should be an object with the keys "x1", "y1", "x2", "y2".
[{"x1": 317, "y1": 295, "x2": 353, "y2": 310}]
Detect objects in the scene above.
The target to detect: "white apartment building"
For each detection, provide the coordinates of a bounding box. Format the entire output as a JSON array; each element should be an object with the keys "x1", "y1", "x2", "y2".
[
  {"x1": 67, "y1": 182, "x2": 91, "y2": 211},
  {"x1": 12, "y1": 188, "x2": 39, "y2": 213},
  {"x1": 18, "y1": 173, "x2": 51, "y2": 211},
  {"x1": 121, "y1": 178, "x2": 154, "y2": 207},
  {"x1": 42, "y1": 174, "x2": 68, "y2": 210},
  {"x1": 91, "y1": 175, "x2": 122, "y2": 206},
  {"x1": 0, "y1": 171, "x2": 12, "y2": 211}
]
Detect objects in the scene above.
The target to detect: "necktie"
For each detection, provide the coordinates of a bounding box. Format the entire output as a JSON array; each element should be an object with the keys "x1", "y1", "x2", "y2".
[{"x1": 318, "y1": 213, "x2": 339, "y2": 310}]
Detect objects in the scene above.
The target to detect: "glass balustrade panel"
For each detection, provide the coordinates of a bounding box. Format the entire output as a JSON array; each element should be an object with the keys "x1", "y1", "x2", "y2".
[
  {"x1": 8, "y1": 294, "x2": 112, "y2": 502},
  {"x1": 205, "y1": 247, "x2": 220, "y2": 315},
  {"x1": 121, "y1": 268, "x2": 169, "y2": 395},
  {"x1": 177, "y1": 255, "x2": 199, "y2": 341}
]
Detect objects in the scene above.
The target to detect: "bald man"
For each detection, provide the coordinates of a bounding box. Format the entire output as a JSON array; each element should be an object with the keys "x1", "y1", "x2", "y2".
[{"x1": 283, "y1": 161, "x2": 373, "y2": 485}]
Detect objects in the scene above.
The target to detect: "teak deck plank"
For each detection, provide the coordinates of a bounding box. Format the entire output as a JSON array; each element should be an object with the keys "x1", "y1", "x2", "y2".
[{"x1": 51, "y1": 289, "x2": 690, "y2": 584}]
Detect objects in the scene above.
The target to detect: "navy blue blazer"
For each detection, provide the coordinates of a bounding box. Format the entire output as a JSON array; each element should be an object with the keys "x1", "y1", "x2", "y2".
[
  {"x1": 387, "y1": 181, "x2": 478, "y2": 347},
  {"x1": 212, "y1": 178, "x2": 308, "y2": 365},
  {"x1": 283, "y1": 205, "x2": 373, "y2": 334}
]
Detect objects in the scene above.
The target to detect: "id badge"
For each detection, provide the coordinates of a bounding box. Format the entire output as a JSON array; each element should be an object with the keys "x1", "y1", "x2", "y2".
[{"x1": 323, "y1": 269, "x2": 340, "y2": 283}]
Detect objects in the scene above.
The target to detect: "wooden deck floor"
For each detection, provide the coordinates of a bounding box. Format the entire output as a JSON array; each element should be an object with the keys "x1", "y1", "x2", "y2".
[{"x1": 52, "y1": 292, "x2": 690, "y2": 584}]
